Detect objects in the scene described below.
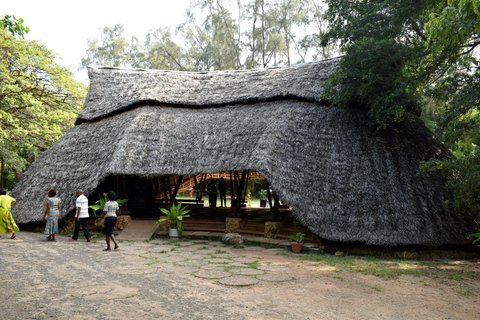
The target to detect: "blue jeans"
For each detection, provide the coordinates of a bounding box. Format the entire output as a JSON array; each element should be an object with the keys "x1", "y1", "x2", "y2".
[{"x1": 72, "y1": 218, "x2": 91, "y2": 240}]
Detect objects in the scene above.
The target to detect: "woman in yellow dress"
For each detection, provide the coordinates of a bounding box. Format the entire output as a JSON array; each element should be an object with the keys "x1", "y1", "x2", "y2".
[
  {"x1": 0, "y1": 188, "x2": 19, "y2": 239},
  {"x1": 43, "y1": 188, "x2": 61, "y2": 241}
]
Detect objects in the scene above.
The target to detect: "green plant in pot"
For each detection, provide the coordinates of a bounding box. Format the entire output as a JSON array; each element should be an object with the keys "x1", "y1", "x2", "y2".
[
  {"x1": 289, "y1": 232, "x2": 305, "y2": 253},
  {"x1": 259, "y1": 189, "x2": 268, "y2": 207},
  {"x1": 88, "y1": 194, "x2": 128, "y2": 231},
  {"x1": 156, "y1": 203, "x2": 191, "y2": 237},
  {"x1": 471, "y1": 221, "x2": 480, "y2": 245},
  {"x1": 88, "y1": 194, "x2": 128, "y2": 216}
]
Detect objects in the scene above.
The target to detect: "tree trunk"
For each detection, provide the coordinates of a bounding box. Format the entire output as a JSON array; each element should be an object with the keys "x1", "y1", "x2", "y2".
[{"x1": 0, "y1": 159, "x2": 4, "y2": 189}]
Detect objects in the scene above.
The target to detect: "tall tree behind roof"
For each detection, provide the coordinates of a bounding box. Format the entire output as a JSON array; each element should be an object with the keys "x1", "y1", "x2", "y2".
[{"x1": 79, "y1": 0, "x2": 334, "y2": 72}]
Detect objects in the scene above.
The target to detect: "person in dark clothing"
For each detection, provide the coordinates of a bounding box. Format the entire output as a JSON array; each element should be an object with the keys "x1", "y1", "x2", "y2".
[
  {"x1": 208, "y1": 180, "x2": 217, "y2": 207},
  {"x1": 218, "y1": 178, "x2": 227, "y2": 207}
]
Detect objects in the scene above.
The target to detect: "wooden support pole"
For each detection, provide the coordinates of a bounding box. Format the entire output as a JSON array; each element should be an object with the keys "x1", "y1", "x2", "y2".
[
  {"x1": 162, "y1": 176, "x2": 170, "y2": 208},
  {"x1": 123, "y1": 175, "x2": 128, "y2": 211},
  {"x1": 198, "y1": 174, "x2": 207, "y2": 200},
  {"x1": 172, "y1": 175, "x2": 184, "y2": 205},
  {"x1": 265, "y1": 179, "x2": 273, "y2": 209}
]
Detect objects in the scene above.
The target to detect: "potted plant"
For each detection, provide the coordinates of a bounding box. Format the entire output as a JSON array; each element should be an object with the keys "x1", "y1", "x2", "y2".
[
  {"x1": 289, "y1": 232, "x2": 305, "y2": 253},
  {"x1": 88, "y1": 193, "x2": 129, "y2": 216},
  {"x1": 259, "y1": 189, "x2": 268, "y2": 207},
  {"x1": 156, "y1": 203, "x2": 191, "y2": 238},
  {"x1": 87, "y1": 193, "x2": 128, "y2": 232},
  {"x1": 471, "y1": 221, "x2": 480, "y2": 245}
]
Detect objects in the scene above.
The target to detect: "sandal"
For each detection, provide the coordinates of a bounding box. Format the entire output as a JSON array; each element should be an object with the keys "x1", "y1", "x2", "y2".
[
  {"x1": 103, "y1": 248, "x2": 111, "y2": 251},
  {"x1": 114, "y1": 245, "x2": 119, "y2": 250},
  {"x1": 10, "y1": 234, "x2": 16, "y2": 239}
]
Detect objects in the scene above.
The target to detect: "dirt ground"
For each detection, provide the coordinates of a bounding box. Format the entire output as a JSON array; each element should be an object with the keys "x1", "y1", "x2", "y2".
[{"x1": 1, "y1": 231, "x2": 479, "y2": 319}]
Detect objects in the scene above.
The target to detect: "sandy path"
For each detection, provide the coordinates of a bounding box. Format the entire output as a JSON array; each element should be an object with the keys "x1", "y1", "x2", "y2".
[{"x1": 0, "y1": 232, "x2": 479, "y2": 319}]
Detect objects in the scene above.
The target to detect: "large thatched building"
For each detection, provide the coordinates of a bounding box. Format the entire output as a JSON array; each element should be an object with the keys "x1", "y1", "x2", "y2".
[{"x1": 11, "y1": 57, "x2": 476, "y2": 246}]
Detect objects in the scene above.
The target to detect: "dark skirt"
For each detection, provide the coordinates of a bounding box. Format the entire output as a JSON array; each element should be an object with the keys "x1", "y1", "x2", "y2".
[{"x1": 103, "y1": 216, "x2": 117, "y2": 235}]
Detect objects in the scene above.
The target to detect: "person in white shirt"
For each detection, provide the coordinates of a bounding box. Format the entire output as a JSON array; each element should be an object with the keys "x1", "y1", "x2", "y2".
[
  {"x1": 69, "y1": 189, "x2": 91, "y2": 242},
  {"x1": 96, "y1": 190, "x2": 119, "y2": 251}
]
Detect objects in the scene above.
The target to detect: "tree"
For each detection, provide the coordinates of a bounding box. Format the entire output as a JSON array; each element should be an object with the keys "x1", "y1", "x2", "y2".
[
  {"x1": 321, "y1": 0, "x2": 442, "y2": 128},
  {"x1": 178, "y1": 0, "x2": 242, "y2": 71},
  {"x1": 79, "y1": 1, "x2": 333, "y2": 72},
  {"x1": 0, "y1": 29, "x2": 87, "y2": 188},
  {"x1": 322, "y1": 0, "x2": 480, "y2": 213},
  {"x1": 419, "y1": 0, "x2": 480, "y2": 213},
  {"x1": 0, "y1": 14, "x2": 29, "y2": 37},
  {"x1": 80, "y1": 24, "x2": 136, "y2": 69},
  {"x1": 141, "y1": 27, "x2": 187, "y2": 70}
]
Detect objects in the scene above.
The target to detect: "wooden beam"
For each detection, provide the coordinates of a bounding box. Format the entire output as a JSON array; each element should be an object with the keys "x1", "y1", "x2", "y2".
[{"x1": 172, "y1": 175, "x2": 184, "y2": 205}]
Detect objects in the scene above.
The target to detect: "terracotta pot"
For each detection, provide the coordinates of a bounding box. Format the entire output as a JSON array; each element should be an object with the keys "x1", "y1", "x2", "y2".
[{"x1": 291, "y1": 242, "x2": 303, "y2": 253}]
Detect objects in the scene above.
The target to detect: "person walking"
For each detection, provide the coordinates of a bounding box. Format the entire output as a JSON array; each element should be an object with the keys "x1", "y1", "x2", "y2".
[
  {"x1": 96, "y1": 190, "x2": 119, "y2": 251},
  {"x1": 43, "y1": 188, "x2": 61, "y2": 241},
  {"x1": 69, "y1": 189, "x2": 91, "y2": 242},
  {"x1": 0, "y1": 189, "x2": 19, "y2": 239}
]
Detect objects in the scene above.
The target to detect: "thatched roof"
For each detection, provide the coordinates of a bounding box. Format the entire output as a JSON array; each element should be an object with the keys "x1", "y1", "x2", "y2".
[{"x1": 11, "y1": 57, "x2": 476, "y2": 246}]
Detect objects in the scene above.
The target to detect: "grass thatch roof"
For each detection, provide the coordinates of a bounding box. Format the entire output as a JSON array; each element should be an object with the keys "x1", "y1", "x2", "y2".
[{"x1": 11, "y1": 57, "x2": 476, "y2": 246}]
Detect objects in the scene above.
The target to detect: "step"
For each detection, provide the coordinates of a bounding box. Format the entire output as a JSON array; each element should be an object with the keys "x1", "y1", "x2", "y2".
[
  {"x1": 183, "y1": 226, "x2": 225, "y2": 232},
  {"x1": 237, "y1": 229, "x2": 265, "y2": 236},
  {"x1": 183, "y1": 220, "x2": 225, "y2": 226}
]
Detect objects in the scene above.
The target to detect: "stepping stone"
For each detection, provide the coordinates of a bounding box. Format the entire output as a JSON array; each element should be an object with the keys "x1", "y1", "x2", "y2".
[
  {"x1": 218, "y1": 276, "x2": 259, "y2": 286},
  {"x1": 229, "y1": 262, "x2": 249, "y2": 267},
  {"x1": 193, "y1": 249, "x2": 219, "y2": 254},
  {"x1": 175, "y1": 260, "x2": 204, "y2": 267},
  {"x1": 201, "y1": 265, "x2": 227, "y2": 271},
  {"x1": 111, "y1": 266, "x2": 156, "y2": 275},
  {"x1": 140, "y1": 252, "x2": 165, "y2": 259},
  {"x1": 162, "y1": 265, "x2": 199, "y2": 274},
  {"x1": 155, "y1": 256, "x2": 187, "y2": 263},
  {"x1": 193, "y1": 270, "x2": 231, "y2": 279},
  {"x1": 71, "y1": 284, "x2": 138, "y2": 300},
  {"x1": 230, "y1": 268, "x2": 265, "y2": 276},
  {"x1": 148, "y1": 245, "x2": 178, "y2": 252},
  {"x1": 205, "y1": 258, "x2": 232, "y2": 264},
  {"x1": 171, "y1": 251, "x2": 203, "y2": 259},
  {"x1": 257, "y1": 265, "x2": 290, "y2": 272},
  {"x1": 256, "y1": 273, "x2": 294, "y2": 282},
  {"x1": 209, "y1": 253, "x2": 231, "y2": 258},
  {"x1": 233, "y1": 257, "x2": 262, "y2": 264}
]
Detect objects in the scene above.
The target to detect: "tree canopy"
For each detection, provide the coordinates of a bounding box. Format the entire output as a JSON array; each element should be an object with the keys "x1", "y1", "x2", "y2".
[
  {"x1": 80, "y1": 0, "x2": 334, "y2": 72},
  {"x1": 322, "y1": 0, "x2": 480, "y2": 213},
  {"x1": 0, "y1": 28, "x2": 87, "y2": 188},
  {"x1": 0, "y1": 14, "x2": 29, "y2": 37}
]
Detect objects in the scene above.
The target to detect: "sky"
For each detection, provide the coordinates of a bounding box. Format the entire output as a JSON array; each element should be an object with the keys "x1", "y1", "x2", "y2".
[{"x1": 2, "y1": 0, "x2": 192, "y2": 83}]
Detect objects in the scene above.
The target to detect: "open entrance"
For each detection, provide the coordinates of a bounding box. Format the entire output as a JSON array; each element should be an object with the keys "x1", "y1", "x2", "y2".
[{"x1": 92, "y1": 171, "x2": 313, "y2": 240}]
